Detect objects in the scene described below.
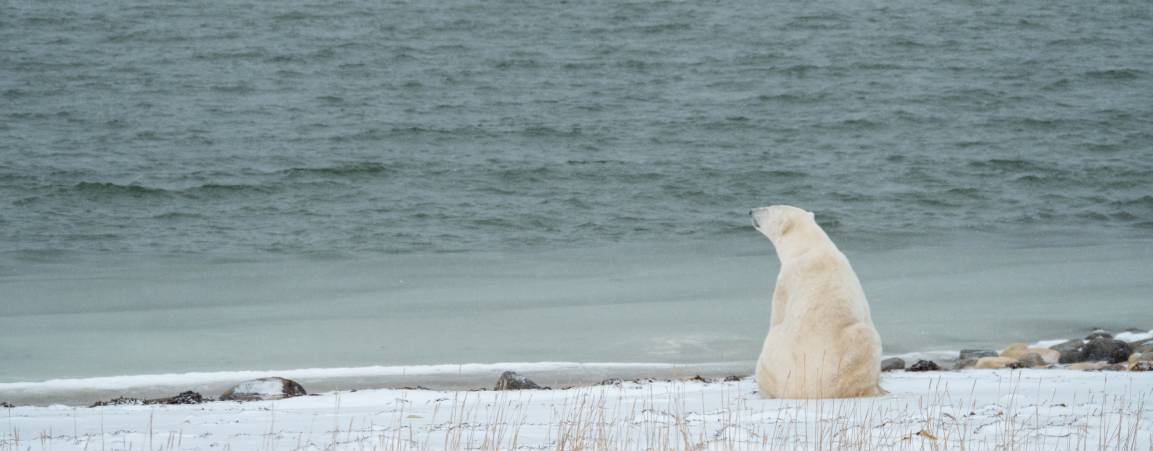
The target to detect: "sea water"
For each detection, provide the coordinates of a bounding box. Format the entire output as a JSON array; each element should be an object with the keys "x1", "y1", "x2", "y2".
[{"x1": 2, "y1": 0, "x2": 1152, "y2": 396}]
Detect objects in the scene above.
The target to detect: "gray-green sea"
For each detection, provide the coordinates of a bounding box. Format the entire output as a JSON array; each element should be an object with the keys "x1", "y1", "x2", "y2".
[{"x1": 2, "y1": 0, "x2": 1151, "y2": 392}]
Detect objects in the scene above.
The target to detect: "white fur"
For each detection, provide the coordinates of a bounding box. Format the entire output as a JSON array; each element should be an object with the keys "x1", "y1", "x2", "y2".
[{"x1": 751, "y1": 205, "x2": 883, "y2": 399}]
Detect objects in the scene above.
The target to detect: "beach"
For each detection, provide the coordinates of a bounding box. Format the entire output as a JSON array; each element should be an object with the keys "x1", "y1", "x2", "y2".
[
  {"x1": 4, "y1": 369, "x2": 1151, "y2": 450},
  {"x1": 4, "y1": 327, "x2": 1153, "y2": 450}
]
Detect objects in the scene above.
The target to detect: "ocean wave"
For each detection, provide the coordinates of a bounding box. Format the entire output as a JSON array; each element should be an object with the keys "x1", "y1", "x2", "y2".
[
  {"x1": 69, "y1": 181, "x2": 172, "y2": 198},
  {"x1": 278, "y1": 162, "x2": 395, "y2": 177},
  {"x1": 1082, "y1": 68, "x2": 1147, "y2": 80}
]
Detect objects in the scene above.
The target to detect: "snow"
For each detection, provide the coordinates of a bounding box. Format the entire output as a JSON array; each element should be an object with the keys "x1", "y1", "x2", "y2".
[{"x1": 2, "y1": 369, "x2": 1150, "y2": 450}]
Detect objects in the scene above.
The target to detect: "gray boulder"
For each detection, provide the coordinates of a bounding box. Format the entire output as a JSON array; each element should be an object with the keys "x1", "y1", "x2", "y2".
[
  {"x1": 1082, "y1": 338, "x2": 1132, "y2": 364},
  {"x1": 220, "y1": 377, "x2": 306, "y2": 401},
  {"x1": 1050, "y1": 339, "x2": 1085, "y2": 363},
  {"x1": 953, "y1": 359, "x2": 978, "y2": 370},
  {"x1": 1129, "y1": 339, "x2": 1153, "y2": 354},
  {"x1": 959, "y1": 349, "x2": 999, "y2": 361},
  {"x1": 881, "y1": 357, "x2": 905, "y2": 372},
  {"x1": 1009, "y1": 353, "x2": 1046, "y2": 369},
  {"x1": 494, "y1": 371, "x2": 544, "y2": 390}
]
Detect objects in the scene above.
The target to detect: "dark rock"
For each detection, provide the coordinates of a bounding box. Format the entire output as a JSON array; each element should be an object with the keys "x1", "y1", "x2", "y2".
[
  {"x1": 494, "y1": 371, "x2": 543, "y2": 390},
  {"x1": 91, "y1": 397, "x2": 144, "y2": 408},
  {"x1": 596, "y1": 378, "x2": 623, "y2": 386},
  {"x1": 881, "y1": 357, "x2": 906, "y2": 372},
  {"x1": 1085, "y1": 330, "x2": 1112, "y2": 341},
  {"x1": 220, "y1": 377, "x2": 307, "y2": 401},
  {"x1": 0, "y1": 402, "x2": 13, "y2": 408},
  {"x1": 907, "y1": 360, "x2": 941, "y2": 372},
  {"x1": 723, "y1": 375, "x2": 742, "y2": 382},
  {"x1": 1082, "y1": 338, "x2": 1132, "y2": 364},
  {"x1": 959, "y1": 350, "x2": 999, "y2": 361},
  {"x1": 1050, "y1": 339, "x2": 1086, "y2": 363},
  {"x1": 151, "y1": 391, "x2": 205, "y2": 405},
  {"x1": 1130, "y1": 361, "x2": 1153, "y2": 372},
  {"x1": 401, "y1": 386, "x2": 430, "y2": 390},
  {"x1": 953, "y1": 359, "x2": 978, "y2": 370},
  {"x1": 689, "y1": 375, "x2": 709, "y2": 383},
  {"x1": 90, "y1": 391, "x2": 207, "y2": 408}
]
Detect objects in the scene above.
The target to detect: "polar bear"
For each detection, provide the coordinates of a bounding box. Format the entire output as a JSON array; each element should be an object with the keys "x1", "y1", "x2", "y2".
[{"x1": 750, "y1": 205, "x2": 883, "y2": 399}]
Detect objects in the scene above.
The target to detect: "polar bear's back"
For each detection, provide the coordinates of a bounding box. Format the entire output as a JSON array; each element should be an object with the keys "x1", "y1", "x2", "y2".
[{"x1": 778, "y1": 248, "x2": 874, "y2": 326}]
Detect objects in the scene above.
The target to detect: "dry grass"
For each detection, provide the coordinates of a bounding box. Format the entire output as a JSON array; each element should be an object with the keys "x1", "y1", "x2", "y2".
[{"x1": 2, "y1": 376, "x2": 1151, "y2": 451}]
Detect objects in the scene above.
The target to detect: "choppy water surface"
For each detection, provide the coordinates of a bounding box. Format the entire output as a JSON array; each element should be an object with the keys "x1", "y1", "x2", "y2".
[{"x1": 2, "y1": 0, "x2": 1152, "y2": 386}]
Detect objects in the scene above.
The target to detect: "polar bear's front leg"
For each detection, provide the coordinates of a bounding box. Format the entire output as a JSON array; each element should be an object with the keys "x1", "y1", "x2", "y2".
[{"x1": 769, "y1": 277, "x2": 788, "y2": 327}]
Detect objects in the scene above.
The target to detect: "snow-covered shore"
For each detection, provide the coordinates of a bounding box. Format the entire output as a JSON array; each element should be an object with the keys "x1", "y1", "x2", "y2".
[{"x1": 3, "y1": 369, "x2": 1150, "y2": 450}]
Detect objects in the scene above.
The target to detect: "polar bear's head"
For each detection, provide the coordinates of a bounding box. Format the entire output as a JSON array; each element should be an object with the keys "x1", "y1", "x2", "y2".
[{"x1": 750, "y1": 205, "x2": 816, "y2": 244}]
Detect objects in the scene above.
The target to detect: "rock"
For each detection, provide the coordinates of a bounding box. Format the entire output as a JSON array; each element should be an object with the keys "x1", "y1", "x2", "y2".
[
  {"x1": 1067, "y1": 362, "x2": 1108, "y2": 371},
  {"x1": 1010, "y1": 353, "x2": 1047, "y2": 369},
  {"x1": 1081, "y1": 338, "x2": 1132, "y2": 364},
  {"x1": 0, "y1": 402, "x2": 13, "y2": 408},
  {"x1": 91, "y1": 396, "x2": 144, "y2": 408},
  {"x1": 152, "y1": 391, "x2": 205, "y2": 405},
  {"x1": 1130, "y1": 361, "x2": 1153, "y2": 372},
  {"x1": 494, "y1": 371, "x2": 543, "y2": 390},
  {"x1": 220, "y1": 377, "x2": 307, "y2": 401},
  {"x1": 1085, "y1": 330, "x2": 1112, "y2": 340},
  {"x1": 1000, "y1": 343, "x2": 1059, "y2": 364},
  {"x1": 689, "y1": 375, "x2": 709, "y2": 383},
  {"x1": 907, "y1": 360, "x2": 940, "y2": 372},
  {"x1": 953, "y1": 359, "x2": 978, "y2": 370},
  {"x1": 1101, "y1": 363, "x2": 1128, "y2": 372},
  {"x1": 723, "y1": 375, "x2": 742, "y2": 382},
  {"x1": 1000, "y1": 343, "x2": 1029, "y2": 359},
  {"x1": 881, "y1": 357, "x2": 905, "y2": 372},
  {"x1": 1051, "y1": 339, "x2": 1086, "y2": 363},
  {"x1": 596, "y1": 378, "x2": 623, "y2": 386},
  {"x1": 975, "y1": 357, "x2": 1017, "y2": 369},
  {"x1": 959, "y1": 349, "x2": 998, "y2": 361},
  {"x1": 89, "y1": 391, "x2": 208, "y2": 408}
]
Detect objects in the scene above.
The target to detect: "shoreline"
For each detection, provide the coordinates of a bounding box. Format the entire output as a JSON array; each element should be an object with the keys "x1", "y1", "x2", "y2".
[
  {"x1": 3, "y1": 328, "x2": 1151, "y2": 449},
  {"x1": 4, "y1": 327, "x2": 1151, "y2": 408}
]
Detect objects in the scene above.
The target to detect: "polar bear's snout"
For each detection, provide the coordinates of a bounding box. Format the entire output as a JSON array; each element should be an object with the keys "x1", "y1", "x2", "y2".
[
  {"x1": 749, "y1": 207, "x2": 770, "y2": 226},
  {"x1": 749, "y1": 207, "x2": 775, "y2": 233}
]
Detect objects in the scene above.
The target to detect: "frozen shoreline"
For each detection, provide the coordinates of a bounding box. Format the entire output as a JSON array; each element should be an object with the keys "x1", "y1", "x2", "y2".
[
  {"x1": 0, "y1": 361, "x2": 753, "y2": 407},
  {"x1": 3, "y1": 327, "x2": 1150, "y2": 407},
  {"x1": 3, "y1": 370, "x2": 1151, "y2": 450}
]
